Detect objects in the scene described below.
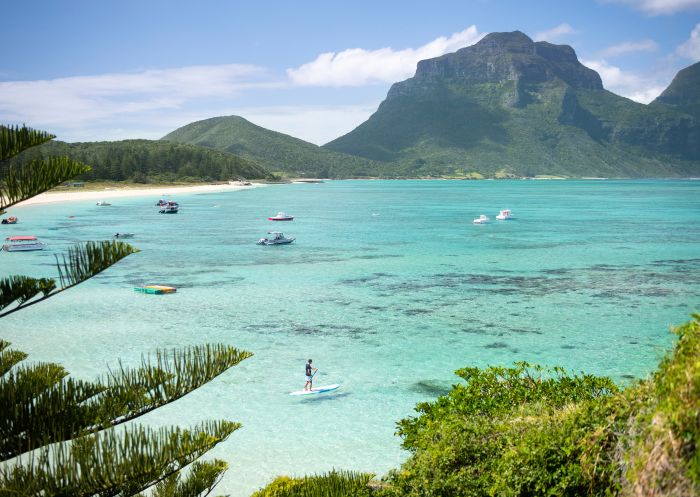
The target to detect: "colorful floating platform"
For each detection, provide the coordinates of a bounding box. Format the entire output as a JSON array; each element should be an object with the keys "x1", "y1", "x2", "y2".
[{"x1": 134, "y1": 285, "x2": 177, "y2": 295}]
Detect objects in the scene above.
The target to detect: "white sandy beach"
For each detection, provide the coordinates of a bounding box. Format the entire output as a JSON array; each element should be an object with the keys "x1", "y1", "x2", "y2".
[{"x1": 16, "y1": 182, "x2": 268, "y2": 206}]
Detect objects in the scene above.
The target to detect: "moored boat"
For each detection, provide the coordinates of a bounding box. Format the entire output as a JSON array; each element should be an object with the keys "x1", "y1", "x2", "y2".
[
  {"x1": 96, "y1": 201, "x2": 111, "y2": 206},
  {"x1": 159, "y1": 201, "x2": 179, "y2": 214},
  {"x1": 257, "y1": 232, "x2": 295, "y2": 245},
  {"x1": 113, "y1": 232, "x2": 135, "y2": 239},
  {"x1": 496, "y1": 209, "x2": 512, "y2": 220},
  {"x1": 473, "y1": 215, "x2": 490, "y2": 224},
  {"x1": 2, "y1": 235, "x2": 46, "y2": 252},
  {"x1": 1, "y1": 216, "x2": 18, "y2": 224},
  {"x1": 268, "y1": 212, "x2": 294, "y2": 221}
]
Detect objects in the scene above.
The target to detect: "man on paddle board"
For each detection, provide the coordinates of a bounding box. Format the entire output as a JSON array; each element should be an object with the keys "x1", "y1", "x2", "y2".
[{"x1": 304, "y1": 359, "x2": 317, "y2": 391}]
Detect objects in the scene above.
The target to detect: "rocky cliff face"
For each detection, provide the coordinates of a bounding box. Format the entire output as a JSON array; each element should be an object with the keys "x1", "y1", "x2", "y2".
[
  {"x1": 388, "y1": 31, "x2": 602, "y2": 102},
  {"x1": 323, "y1": 31, "x2": 699, "y2": 177}
]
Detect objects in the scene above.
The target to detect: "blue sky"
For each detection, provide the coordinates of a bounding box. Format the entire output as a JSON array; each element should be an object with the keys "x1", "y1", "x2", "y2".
[{"x1": 1, "y1": 0, "x2": 699, "y2": 144}]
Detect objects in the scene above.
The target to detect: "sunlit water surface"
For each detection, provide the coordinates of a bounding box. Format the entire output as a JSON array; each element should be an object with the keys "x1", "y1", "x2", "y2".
[{"x1": 2, "y1": 180, "x2": 699, "y2": 495}]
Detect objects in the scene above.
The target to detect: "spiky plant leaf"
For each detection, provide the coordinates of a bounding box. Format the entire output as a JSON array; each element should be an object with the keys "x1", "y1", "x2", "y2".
[
  {"x1": 0, "y1": 344, "x2": 251, "y2": 460},
  {"x1": 0, "y1": 241, "x2": 138, "y2": 317},
  {"x1": 95, "y1": 344, "x2": 253, "y2": 425},
  {"x1": 0, "y1": 157, "x2": 91, "y2": 211},
  {"x1": 151, "y1": 460, "x2": 229, "y2": 497},
  {"x1": 56, "y1": 240, "x2": 139, "y2": 289},
  {"x1": 251, "y1": 470, "x2": 376, "y2": 497},
  {"x1": 0, "y1": 421, "x2": 239, "y2": 497},
  {"x1": 0, "y1": 275, "x2": 56, "y2": 313},
  {"x1": 0, "y1": 349, "x2": 27, "y2": 376},
  {"x1": 0, "y1": 125, "x2": 54, "y2": 161}
]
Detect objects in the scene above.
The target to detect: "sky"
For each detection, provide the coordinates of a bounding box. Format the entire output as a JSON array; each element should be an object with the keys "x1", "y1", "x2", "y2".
[{"x1": 1, "y1": 0, "x2": 699, "y2": 145}]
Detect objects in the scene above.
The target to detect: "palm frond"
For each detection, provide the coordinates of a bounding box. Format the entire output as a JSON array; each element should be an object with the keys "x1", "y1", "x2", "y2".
[
  {"x1": 97, "y1": 344, "x2": 253, "y2": 425},
  {"x1": 0, "y1": 125, "x2": 55, "y2": 161},
  {"x1": 0, "y1": 344, "x2": 250, "y2": 460},
  {"x1": 56, "y1": 240, "x2": 139, "y2": 288},
  {"x1": 0, "y1": 349, "x2": 27, "y2": 376},
  {"x1": 151, "y1": 460, "x2": 229, "y2": 497},
  {"x1": 0, "y1": 157, "x2": 91, "y2": 211},
  {"x1": 0, "y1": 421, "x2": 240, "y2": 497},
  {"x1": 0, "y1": 275, "x2": 56, "y2": 313},
  {"x1": 0, "y1": 241, "x2": 138, "y2": 318}
]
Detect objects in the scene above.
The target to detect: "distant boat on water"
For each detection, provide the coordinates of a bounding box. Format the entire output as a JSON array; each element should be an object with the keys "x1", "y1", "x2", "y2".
[
  {"x1": 257, "y1": 232, "x2": 295, "y2": 245},
  {"x1": 159, "y1": 201, "x2": 179, "y2": 214},
  {"x1": 96, "y1": 201, "x2": 111, "y2": 206},
  {"x1": 268, "y1": 212, "x2": 294, "y2": 221},
  {"x1": 496, "y1": 209, "x2": 512, "y2": 220},
  {"x1": 473, "y1": 215, "x2": 490, "y2": 224},
  {"x1": 2, "y1": 235, "x2": 45, "y2": 252}
]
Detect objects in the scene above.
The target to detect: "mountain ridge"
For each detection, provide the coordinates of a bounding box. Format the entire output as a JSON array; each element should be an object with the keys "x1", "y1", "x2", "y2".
[
  {"x1": 324, "y1": 31, "x2": 700, "y2": 178},
  {"x1": 161, "y1": 115, "x2": 387, "y2": 178}
]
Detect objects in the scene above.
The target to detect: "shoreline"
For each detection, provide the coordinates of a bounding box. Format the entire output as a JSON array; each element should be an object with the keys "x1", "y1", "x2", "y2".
[{"x1": 15, "y1": 182, "x2": 269, "y2": 207}]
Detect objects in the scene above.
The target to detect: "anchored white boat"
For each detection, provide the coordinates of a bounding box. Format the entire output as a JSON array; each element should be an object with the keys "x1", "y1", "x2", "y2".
[
  {"x1": 96, "y1": 201, "x2": 111, "y2": 206},
  {"x1": 159, "y1": 201, "x2": 179, "y2": 214},
  {"x1": 2, "y1": 236, "x2": 46, "y2": 252},
  {"x1": 268, "y1": 212, "x2": 294, "y2": 221},
  {"x1": 496, "y1": 209, "x2": 512, "y2": 220},
  {"x1": 113, "y1": 233, "x2": 135, "y2": 239},
  {"x1": 257, "y1": 232, "x2": 295, "y2": 245},
  {"x1": 473, "y1": 215, "x2": 490, "y2": 224}
]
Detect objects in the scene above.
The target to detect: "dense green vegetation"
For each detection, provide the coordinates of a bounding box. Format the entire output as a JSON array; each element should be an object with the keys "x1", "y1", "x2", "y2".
[
  {"x1": 6, "y1": 138, "x2": 273, "y2": 183},
  {"x1": 325, "y1": 32, "x2": 700, "y2": 178},
  {"x1": 255, "y1": 314, "x2": 700, "y2": 496},
  {"x1": 250, "y1": 471, "x2": 375, "y2": 497},
  {"x1": 1, "y1": 125, "x2": 251, "y2": 496},
  {"x1": 162, "y1": 115, "x2": 393, "y2": 178}
]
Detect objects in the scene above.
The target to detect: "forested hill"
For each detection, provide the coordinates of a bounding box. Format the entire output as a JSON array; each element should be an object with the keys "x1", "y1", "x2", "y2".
[
  {"x1": 161, "y1": 115, "x2": 387, "y2": 178},
  {"x1": 7, "y1": 139, "x2": 272, "y2": 182}
]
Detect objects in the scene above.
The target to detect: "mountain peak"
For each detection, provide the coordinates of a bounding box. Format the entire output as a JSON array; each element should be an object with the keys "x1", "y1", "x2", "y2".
[
  {"x1": 653, "y1": 61, "x2": 700, "y2": 110},
  {"x1": 411, "y1": 30, "x2": 602, "y2": 91},
  {"x1": 476, "y1": 30, "x2": 535, "y2": 54}
]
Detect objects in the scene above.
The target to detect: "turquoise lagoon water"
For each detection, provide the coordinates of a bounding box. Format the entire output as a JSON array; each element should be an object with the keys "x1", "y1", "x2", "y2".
[{"x1": 2, "y1": 180, "x2": 699, "y2": 495}]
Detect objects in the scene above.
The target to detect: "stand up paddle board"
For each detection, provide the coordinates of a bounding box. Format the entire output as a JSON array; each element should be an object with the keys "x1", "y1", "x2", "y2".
[{"x1": 289, "y1": 384, "x2": 340, "y2": 396}]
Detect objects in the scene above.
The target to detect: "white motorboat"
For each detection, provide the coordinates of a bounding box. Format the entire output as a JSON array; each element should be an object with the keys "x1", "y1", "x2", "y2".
[
  {"x1": 2, "y1": 235, "x2": 46, "y2": 252},
  {"x1": 159, "y1": 201, "x2": 179, "y2": 214},
  {"x1": 496, "y1": 209, "x2": 512, "y2": 220},
  {"x1": 96, "y1": 201, "x2": 111, "y2": 206},
  {"x1": 257, "y1": 232, "x2": 295, "y2": 245},
  {"x1": 268, "y1": 212, "x2": 294, "y2": 221},
  {"x1": 113, "y1": 233, "x2": 135, "y2": 239},
  {"x1": 473, "y1": 215, "x2": 490, "y2": 224}
]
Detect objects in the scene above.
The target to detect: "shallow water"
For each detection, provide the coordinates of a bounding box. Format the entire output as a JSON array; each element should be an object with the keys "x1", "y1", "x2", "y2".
[{"x1": 2, "y1": 180, "x2": 699, "y2": 495}]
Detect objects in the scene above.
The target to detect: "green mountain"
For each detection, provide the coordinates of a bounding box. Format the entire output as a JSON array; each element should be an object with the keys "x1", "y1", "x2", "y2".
[
  {"x1": 652, "y1": 61, "x2": 700, "y2": 118},
  {"x1": 324, "y1": 31, "x2": 700, "y2": 178},
  {"x1": 7, "y1": 139, "x2": 271, "y2": 182},
  {"x1": 161, "y1": 115, "x2": 383, "y2": 178}
]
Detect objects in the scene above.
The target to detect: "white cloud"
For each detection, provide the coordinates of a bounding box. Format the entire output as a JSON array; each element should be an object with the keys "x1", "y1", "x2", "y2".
[
  {"x1": 582, "y1": 58, "x2": 666, "y2": 103},
  {"x1": 0, "y1": 64, "x2": 275, "y2": 128},
  {"x1": 534, "y1": 23, "x2": 577, "y2": 42},
  {"x1": 287, "y1": 26, "x2": 483, "y2": 87},
  {"x1": 677, "y1": 23, "x2": 700, "y2": 60},
  {"x1": 605, "y1": 0, "x2": 700, "y2": 15},
  {"x1": 598, "y1": 39, "x2": 658, "y2": 57}
]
